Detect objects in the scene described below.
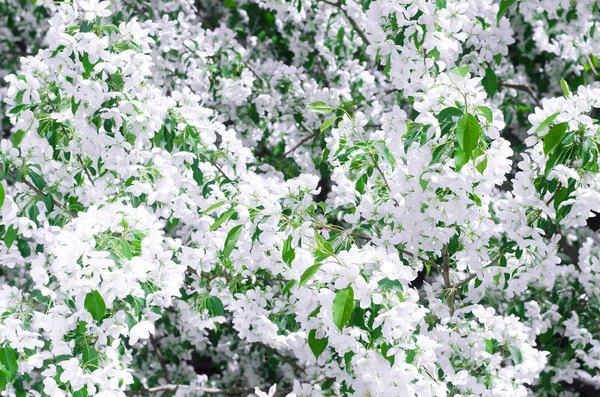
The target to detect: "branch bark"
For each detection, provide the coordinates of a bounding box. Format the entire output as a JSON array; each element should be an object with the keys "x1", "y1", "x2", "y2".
[
  {"x1": 499, "y1": 81, "x2": 542, "y2": 108},
  {"x1": 319, "y1": 0, "x2": 371, "y2": 46}
]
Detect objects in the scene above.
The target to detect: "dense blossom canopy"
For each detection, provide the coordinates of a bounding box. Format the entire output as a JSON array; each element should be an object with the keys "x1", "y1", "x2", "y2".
[{"x1": 1, "y1": 0, "x2": 600, "y2": 396}]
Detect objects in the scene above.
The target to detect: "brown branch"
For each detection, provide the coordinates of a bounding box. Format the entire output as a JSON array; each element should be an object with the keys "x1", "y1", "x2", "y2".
[
  {"x1": 367, "y1": 151, "x2": 400, "y2": 207},
  {"x1": 441, "y1": 244, "x2": 455, "y2": 315},
  {"x1": 46, "y1": 99, "x2": 96, "y2": 186},
  {"x1": 197, "y1": 152, "x2": 234, "y2": 182},
  {"x1": 124, "y1": 384, "x2": 255, "y2": 396},
  {"x1": 546, "y1": 184, "x2": 562, "y2": 206},
  {"x1": 450, "y1": 251, "x2": 505, "y2": 290},
  {"x1": 8, "y1": 170, "x2": 72, "y2": 215},
  {"x1": 282, "y1": 130, "x2": 320, "y2": 157},
  {"x1": 498, "y1": 81, "x2": 542, "y2": 108},
  {"x1": 313, "y1": 223, "x2": 440, "y2": 269},
  {"x1": 149, "y1": 336, "x2": 172, "y2": 384},
  {"x1": 319, "y1": 0, "x2": 371, "y2": 46},
  {"x1": 257, "y1": 343, "x2": 305, "y2": 374}
]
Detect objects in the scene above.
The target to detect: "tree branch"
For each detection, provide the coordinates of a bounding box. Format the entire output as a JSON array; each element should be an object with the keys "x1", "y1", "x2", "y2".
[
  {"x1": 282, "y1": 130, "x2": 320, "y2": 157},
  {"x1": 319, "y1": 0, "x2": 371, "y2": 46},
  {"x1": 257, "y1": 343, "x2": 305, "y2": 374},
  {"x1": 124, "y1": 384, "x2": 255, "y2": 396},
  {"x1": 498, "y1": 81, "x2": 542, "y2": 108},
  {"x1": 441, "y1": 244, "x2": 455, "y2": 315},
  {"x1": 313, "y1": 223, "x2": 440, "y2": 270},
  {"x1": 8, "y1": 170, "x2": 72, "y2": 216},
  {"x1": 150, "y1": 336, "x2": 172, "y2": 384}
]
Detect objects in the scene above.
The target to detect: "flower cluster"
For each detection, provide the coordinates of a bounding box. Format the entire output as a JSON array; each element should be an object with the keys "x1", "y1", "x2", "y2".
[{"x1": 2, "y1": 1, "x2": 600, "y2": 397}]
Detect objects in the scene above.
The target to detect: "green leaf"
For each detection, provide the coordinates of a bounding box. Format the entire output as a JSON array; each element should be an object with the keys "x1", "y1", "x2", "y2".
[
  {"x1": 299, "y1": 263, "x2": 322, "y2": 287},
  {"x1": 582, "y1": 136, "x2": 593, "y2": 166},
  {"x1": 430, "y1": 143, "x2": 449, "y2": 165},
  {"x1": 560, "y1": 78, "x2": 571, "y2": 97},
  {"x1": 308, "y1": 101, "x2": 335, "y2": 114},
  {"x1": 508, "y1": 346, "x2": 523, "y2": 364},
  {"x1": 41, "y1": 194, "x2": 54, "y2": 212},
  {"x1": 475, "y1": 156, "x2": 488, "y2": 174},
  {"x1": 476, "y1": 106, "x2": 493, "y2": 123},
  {"x1": 535, "y1": 112, "x2": 560, "y2": 133},
  {"x1": 9, "y1": 104, "x2": 27, "y2": 114},
  {"x1": 308, "y1": 329, "x2": 328, "y2": 358},
  {"x1": 101, "y1": 24, "x2": 120, "y2": 35},
  {"x1": 419, "y1": 175, "x2": 429, "y2": 191},
  {"x1": 0, "y1": 347, "x2": 18, "y2": 381},
  {"x1": 378, "y1": 278, "x2": 403, "y2": 292},
  {"x1": 354, "y1": 173, "x2": 367, "y2": 195},
  {"x1": 543, "y1": 122, "x2": 568, "y2": 155},
  {"x1": 456, "y1": 113, "x2": 481, "y2": 158},
  {"x1": 73, "y1": 388, "x2": 89, "y2": 397},
  {"x1": 332, "y1": 286, "x2": 354, "y2": 331},
  {"x1": 223, "y1": 224, "x2": 243, "y2": 259},
  {"x1": 27, "y1": 171, "x2": 46, "y2": 192},
  {"x1": 202, "y1": 201, "x2": 227, "y2": 215},
  {"x1": 206, "y1": 296, "x2": 224, "y2": 316},
  {"x1": 435, "y1": 0, "x2": 446, "y2": 9},
  {"x1": 314, "y1": 233, "x2": 334, "y2": 261},
  {"x1": 0, "y1": 371, "x2": 6, "y2": 391},
  {"x1": 497, "y1": 0, "x2": 516, "y2": 22},
  {"x1": 12, "y1": 130, "x2": 26, "y2": 147},
  {"x1": 448, "y1": 233, "x2": 460, "y2": 255},
  {"x1": 84, "y1": 290, "x2": 106, "y2": 322},
  {"x1": 281, "y1": 280, "x2": 296, "y2": 295},
  {"x1": 437, "y1": 107, "x2": 463, "y2": 123},
  {"x1": 71, "y1": 97, "x2": 81, "y2": 115},
  {"x1": 3, "y1": 225, "x2": 17, "y2": 249},
  {"x1": 481, "y1": 67, "x2": 498, "y2": 97},
  {"x1": 485, "y1": 338, "x2": 495, "y2": 354},
  {"x1": 454, "y1": 148, "x2": 468, "y2": 171},
  {"x1": 282, "y1": 236, "x2": 295, "y2": 267},
  {"x1": 450, "y1": 66, "x2": 470, "y2": 77},
  {"x1": 0, "y1": 184, "x2": 4, "y2": 209},
  {"x1": 120, "y1": 239, "x2": 133, "y2": 260},
  {"x1": 320, "y1": 116, "x2": 338, "y2": 133},
  {"x1": 437, "y1": 107, "x2": 463, "y2": 136},
  {"x1": 82, "y1": 344, "x2": 99, "y2": 371},
  {"x1": 210, "y1": 209, "x2": 236, "y2": 231},
  {"x1": 374, "y1": 141, "x2": 396, "y2": 170}
]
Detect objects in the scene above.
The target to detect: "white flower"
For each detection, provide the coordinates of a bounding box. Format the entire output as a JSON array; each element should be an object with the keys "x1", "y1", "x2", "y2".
[
  {"x1": 254, "y1": 384, "x2": 277, "y2": 397},
  {"x1": 79, "y1": 0, "x2": 111, "y2": 21},
  {"x1": 129, "y1": 320, "x2": 155, "y2": 345}
]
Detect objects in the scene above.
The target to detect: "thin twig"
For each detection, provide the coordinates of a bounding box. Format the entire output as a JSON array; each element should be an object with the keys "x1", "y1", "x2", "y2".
[
  {"x1": 9, "y1": 170, "x2": 72, "y2": 215},
  {"x1": 319, "y1": 0, "x2": 371, "y2": 46},
  {"x1": 124, "y1": 384, "x2": 255, "y2": 396},
  {"x1": 313, "y1": 223, "x2": 440, "y2": 269},
  {"x1": 149, "y1": 336, "x2": 172, "y2": 384},
  {"x1": 282, "y1": 131, "x2": 320, "y2": 157},
  {"x1": 257, "y1": 343, "x2": 305, "y2": 374},
  {"x1": 545, "y1": 184, "x2": 562, "y2": 206},
  {"x1": 46, "y1": 99, "x2": 96, "y2": 186},
  {"x1": 367, "y1": 151, "x2": 400, "y2": 207},
  {"x1": 197, "y1": 152, "x2": 233, "y2": 182},
  {"x1": 450, "y1": 251, "x2": 505, "y2": 290},
  {"x1": 441, "y1": 244, "x2": 454, "y2": 315},
  {"x1": 498, "y1": 81, "x2": 542, "y2": 108}
]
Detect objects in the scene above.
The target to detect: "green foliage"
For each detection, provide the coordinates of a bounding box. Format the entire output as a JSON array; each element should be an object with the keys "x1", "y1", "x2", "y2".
[
  {"x1": 223, "y1": 224, "x2": 244, "y2": 259},
  {"x1": 543, "y1": 122, "x2": 568, "y2": 155},
  {"x1": 456, "y1": 113, "x2": 482, "y2": 159},
  {"x1": 481, "y1": 67, "x2": 498, "y2": 97},
  {"x1": 332, "y1": 286, "x2": 355, "y2": 331},
  {"x1": 308, "y1": 329, "x2": 328, "y2": 358},
  {"x1": 84, "y1": 290, "x2": 106, "y2": 323}
]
